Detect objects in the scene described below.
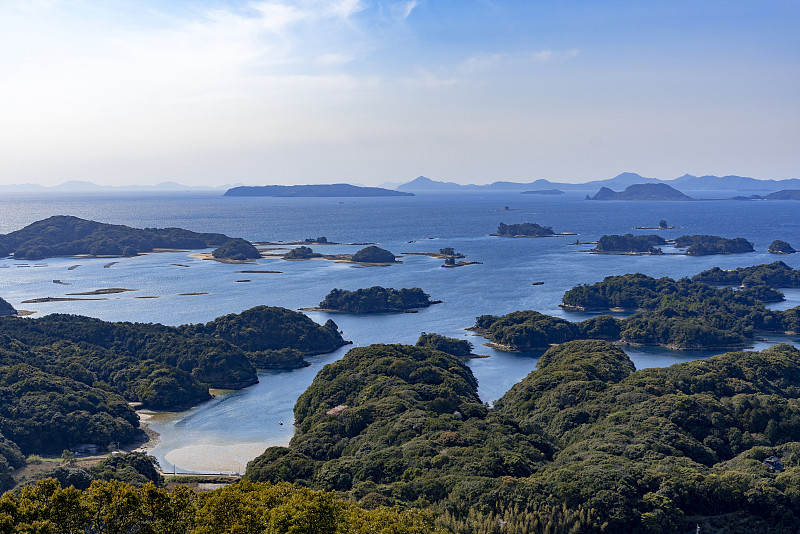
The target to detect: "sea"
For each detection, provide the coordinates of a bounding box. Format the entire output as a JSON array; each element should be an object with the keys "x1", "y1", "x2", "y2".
[{"x1": 1, "y1": 190, "x2": 798, "y2": 474}]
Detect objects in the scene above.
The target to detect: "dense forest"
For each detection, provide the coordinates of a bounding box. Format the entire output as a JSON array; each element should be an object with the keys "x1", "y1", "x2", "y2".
[
  {"x1": 0, "y1": 215, "x2": 231, "y2": 260},
  {"x1": 0, "y1": 306, "x2": 348, "y2": 462},
  {"x1": 495, "y1": 222, "x2": 555, "y2": 237},
  {"x1": 245, "y1": 341, "x2": 800, "y2": 533},
  {"x1": 674, "y1": 235, "x2": 755, "y2": 255},
  {"x1": 692, "y1": 261, "x2": 800, "y2": 288},
  {"x1": 318, "y1": 287, "x2": 438, "y2": 313},
  {"x1": 0, "y1": 479, "x2": 441, "y2": 533},
  {"x1": 592, "y1": 234, "x2": 666, "y2": 254},
  {"x1": 210, "y1": 238, "x2": 261, "y2": 260}
]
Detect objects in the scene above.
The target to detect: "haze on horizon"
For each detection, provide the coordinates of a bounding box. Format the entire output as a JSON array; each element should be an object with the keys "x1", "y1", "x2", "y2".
[{"x1": 1, "y1": 0, "x2": 798, "y2": 188}]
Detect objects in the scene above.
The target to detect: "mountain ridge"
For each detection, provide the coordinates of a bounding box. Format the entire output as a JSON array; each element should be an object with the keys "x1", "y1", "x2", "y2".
[{"x1": 397, "y1": 172, "x2": 800, "y2": 193}]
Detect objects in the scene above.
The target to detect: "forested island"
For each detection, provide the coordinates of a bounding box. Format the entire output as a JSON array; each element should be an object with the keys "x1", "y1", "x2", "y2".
[
  {"x1": 311, "y1": 287, "x2": 440, "y2": 313},
  {"x1": 591, "y1": 234, "x2": 666, "y2": 254},
  {"x1": 589, "y1": 234, "x2": 755, "y2": 255},
  {"x1": 471, "y1": 262, "x2": 800, "y2": 351},
  {"x1": 245, "y1": 340, "x2": 800, "y2": 533},
  {"x1": 0, "y1": 306, "x2": 348, "y2": 464},
  {"x1": 283, "y1": 245, "x2": 323, "y2": 259},
  {"x1": 350, "y1": 245, "x2": 396, "y2": 263},
  {"x1": 494, "y1": 222, "x2": 562, "y2": 237},
  {"x1": 0, "y1": 215, "x2": 231, "y2": 260},
  {"x1": 210, "y1": 238, "x2": 261, "y2": 261},
  {"x1": 674, "y1": 235, "x2": 755, "y2": 255},
  {"x1": 223, "y1": 184, "x2": 414, "y2": 197}
]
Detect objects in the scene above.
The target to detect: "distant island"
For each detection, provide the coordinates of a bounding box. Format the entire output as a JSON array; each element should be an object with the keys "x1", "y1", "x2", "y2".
[
  {"x1": 587, "y1": 183, "x2": 693, "y2": 201},
  {"x1": 307, "y1": 287, "x2": 440, "y2": 313},
  {"x1": 0, "y1": 215, "x2": 230, "y2": 260},
  {"x1": 731, "y1": 189, "x2": 800, "y2": 201},
  {"x1": 769, "y1": 240, "x2": 797, "y2": 254},
  {"x1": 493, "y1": 222, "x2": 575, "y2": 237},
  {"x1": 520, "y1": 189, "x2": 564, "y2": 195},
  {"x1": 224, "y1": 184, "x2": 414, "y2": 197},
  {"x1": 396, "y1": 172, "x2": 800, "y2": 194}
]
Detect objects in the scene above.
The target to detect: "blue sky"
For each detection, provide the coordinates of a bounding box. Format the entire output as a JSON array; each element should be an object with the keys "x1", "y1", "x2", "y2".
[{"x1": 0, "y1": 0, "x2": 797, "y2": 186}]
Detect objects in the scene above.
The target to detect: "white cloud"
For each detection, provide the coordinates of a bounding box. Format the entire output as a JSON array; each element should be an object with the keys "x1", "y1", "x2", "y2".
[
  {"x1": 395, "y1": 0, "x2": 419, "y2": 20},
  {"x1": 530, "y1": 49, "x2": 580, "y2": 63}
]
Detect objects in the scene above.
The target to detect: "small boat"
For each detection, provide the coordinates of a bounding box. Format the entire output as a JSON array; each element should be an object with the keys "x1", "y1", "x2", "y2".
[{"x1": 531, "y1": 281, "x2": 544, "y2": 286}]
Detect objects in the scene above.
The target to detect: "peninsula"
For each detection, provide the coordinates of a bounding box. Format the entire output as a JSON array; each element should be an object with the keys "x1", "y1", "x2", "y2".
[
  {"x1": 223, "y1": 184, "x2": 414, "y2": 197},
  {"x1": 0, "y1": 215, "x2": 230, "y2": 260},
  {"x1": 245, "y1": 340, "x2": 800, "y2": 533}
]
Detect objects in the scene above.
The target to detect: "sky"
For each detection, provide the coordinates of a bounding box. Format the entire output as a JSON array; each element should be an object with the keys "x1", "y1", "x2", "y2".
[{"x1": 0, "y1": 0, "x2": 798, "y2": 187}]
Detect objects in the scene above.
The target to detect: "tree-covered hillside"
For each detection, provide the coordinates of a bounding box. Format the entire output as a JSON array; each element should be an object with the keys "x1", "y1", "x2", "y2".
[
  {"x1": 0, "y1": 479, "x2": 442, "y2": 533},
  {"x1": 0, "y1": 215, "x2": 231, "y2": 260},
  {"x1": 245, "y1": 341, "x2": 800, "y2": 533},
  {"x1": 0, "y1": 306, "x2": 349, "y2": 465}
]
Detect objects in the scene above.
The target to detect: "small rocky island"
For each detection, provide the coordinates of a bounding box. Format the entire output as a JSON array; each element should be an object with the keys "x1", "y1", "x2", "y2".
[
  {"x1": 674, "y1": 235, "x2": 754, "y2": 255},
  {"x1": 0, "y1": 215, "x2": 231, "y2": 260},
  {"x1": 283, "y1": 246, "x2": 323, "y2": 260},
  {"x1": 493, "y1": 222, "x2": 575, "y2": 237},
  {"x1": 224, "y1": 184, "x2": 414, "y2": 197},
  {"x1": 306, "y1": 286, "x2": 441, "y2": 313},
  {"x1": 633, "y1": 219, "x2": 681, "y2": 230},
  {"x1": 211, "y1": 238, "x2": 262, "y2": 261},
  {"x1": 587, "y1": 183, "x2": 693, "y2": 201},
  {"x1": 350, "y1": 245, "x2": 397, "y2": 264},
  {"x1": 769, "y1": 240, "x2": 797, "y2": 254},
  {"x1": 402, "y1": 247, "x2": 482, "y2": 268}
]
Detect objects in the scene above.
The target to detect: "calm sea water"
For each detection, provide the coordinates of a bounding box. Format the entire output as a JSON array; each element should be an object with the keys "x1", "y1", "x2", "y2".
[{"x1": 1, "y1": 191, "x2": 798, "y2": 473}]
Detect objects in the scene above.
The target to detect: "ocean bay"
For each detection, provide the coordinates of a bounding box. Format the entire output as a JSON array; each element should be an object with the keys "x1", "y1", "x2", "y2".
[{"x1": 2, "y1": 191, "x2": 799, "y2": 473}]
